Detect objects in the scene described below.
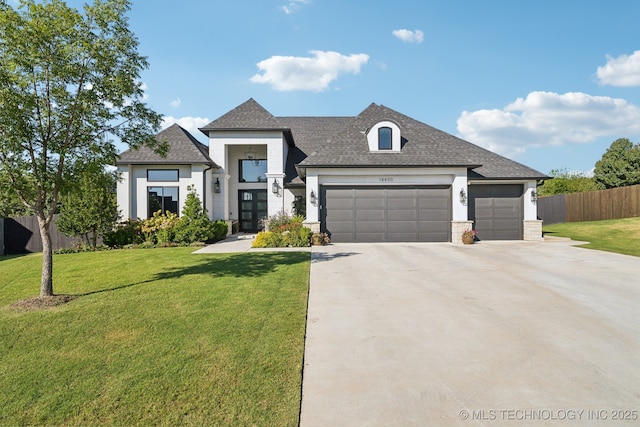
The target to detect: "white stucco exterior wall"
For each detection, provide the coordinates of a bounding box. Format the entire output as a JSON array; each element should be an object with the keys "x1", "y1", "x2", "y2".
[
  {"x1": 116, "y1": 165, "x2": 131, "y2": 220},
  {"x1": 524, "y1": 181, "x2": 538, "y2": 221},
  {"x1": 116, "y1": 164, "x2": 206, "y2": 220}
]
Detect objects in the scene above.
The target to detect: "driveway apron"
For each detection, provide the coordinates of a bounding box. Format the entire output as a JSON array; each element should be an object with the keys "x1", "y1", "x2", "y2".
[{"x1": 299, "y1": 240, "x2": 640, "y2": 426}]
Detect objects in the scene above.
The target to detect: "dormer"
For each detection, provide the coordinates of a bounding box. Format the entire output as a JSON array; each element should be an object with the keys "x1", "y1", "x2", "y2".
[{"x1": 366, "y1": 120, "x2": 402, "y2": 152}]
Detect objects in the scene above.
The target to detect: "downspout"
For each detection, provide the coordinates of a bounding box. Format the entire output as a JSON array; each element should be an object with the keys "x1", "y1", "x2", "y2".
[{"x1": 202, "y1": 163, "x2": 213, "y2": 214}]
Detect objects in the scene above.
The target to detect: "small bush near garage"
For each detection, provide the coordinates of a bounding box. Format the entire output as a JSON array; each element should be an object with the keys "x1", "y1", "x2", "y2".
[{"x1": 252, "y1": 211, "x2": 312, "y2": 248}]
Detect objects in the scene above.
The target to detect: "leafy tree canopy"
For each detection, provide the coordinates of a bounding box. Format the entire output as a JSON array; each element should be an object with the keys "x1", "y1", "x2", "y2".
[
  {"x1": 538, "y1": 168, "x2": 601, "y2": 196},
  {"x1": 0, "y1": 0, "x2": 163, "y2": 296},
  {"x1": 594, "y1": 138, "x2": 640, "y2": 189},
  {"x1": 56, "y1": 165, "x2": 119, "y2": 247}
]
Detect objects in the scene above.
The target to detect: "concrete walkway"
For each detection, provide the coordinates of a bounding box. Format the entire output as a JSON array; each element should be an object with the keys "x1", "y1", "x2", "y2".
[
  {"x1": 300, "y1": 239, "x2": 640, "y2": 426},
  {"x1": 192, "y1": 233, "x2": 311, "y2": 254}
]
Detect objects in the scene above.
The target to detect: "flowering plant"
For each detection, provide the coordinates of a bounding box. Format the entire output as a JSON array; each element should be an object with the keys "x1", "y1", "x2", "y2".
[{"x1": 462, "y1": 229, "x2": 477, "y2": 239}]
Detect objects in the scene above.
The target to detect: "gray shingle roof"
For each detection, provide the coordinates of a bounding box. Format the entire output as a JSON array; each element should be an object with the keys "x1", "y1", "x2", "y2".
[
  {"x1": 282, "y1": 103, "x2": 547, "y2": 181},
  {"x1": 166, "y1": 99, "x2": 547, "y2": 182},
  {"x1": 117, "y1": 124, "x2": 217, "y2": 166},
  {"x1": 199, "y1": 98, "x2": 287, "y2": 132}
]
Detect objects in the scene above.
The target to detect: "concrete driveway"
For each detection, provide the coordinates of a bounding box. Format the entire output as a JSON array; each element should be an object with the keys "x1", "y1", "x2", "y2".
[{"x1": 300, "y1": 239, "x2": 640, "y2": 426}]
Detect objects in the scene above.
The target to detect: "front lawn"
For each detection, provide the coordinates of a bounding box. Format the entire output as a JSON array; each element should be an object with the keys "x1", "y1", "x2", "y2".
[
  {"x1": 0, "y1": 247, "x2": 310, "y2": 426},
  {"x1": 543, "y1": 217, "x2": 640, "y2": 257}
]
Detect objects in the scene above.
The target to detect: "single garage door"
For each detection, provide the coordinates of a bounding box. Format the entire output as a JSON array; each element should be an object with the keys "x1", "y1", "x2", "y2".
[
  {"x1": 321, "y1": 186, "x2": 451, "y2": 242},
  {"x1": 469, "y1": 184, "x2": 523, "y2": 240}
]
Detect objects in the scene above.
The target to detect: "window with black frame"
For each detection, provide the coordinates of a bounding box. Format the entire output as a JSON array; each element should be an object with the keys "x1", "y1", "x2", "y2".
[
  {"x1": 147, "y1": 169, "x2": 179, "y2": 181},
  {"x1": 147, "y1": 187, "x2": 178, "y2": 217},
  {"x1": 239, "y1": 159, "x2": 267, "y2": 182}
]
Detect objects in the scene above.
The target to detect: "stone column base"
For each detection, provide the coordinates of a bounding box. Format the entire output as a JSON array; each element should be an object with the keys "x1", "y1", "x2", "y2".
[
  {"x1": 524, "y1": 220, "x2": 543, "y2": 241},
  {"x1": 303, "y1": 220, "x2": 321, "y2": 233},
  {"x1": 452, "y1": 221, "x2": 474, "y2": 244}
]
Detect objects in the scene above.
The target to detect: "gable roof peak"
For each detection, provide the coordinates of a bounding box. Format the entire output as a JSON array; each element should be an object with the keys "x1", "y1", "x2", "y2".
[
  {"x1": 199, "y1": 98, "x2": 286, "y2": 132},
  {"x1": 116, "y1": 123, "x2": 215, "y2": 166}
]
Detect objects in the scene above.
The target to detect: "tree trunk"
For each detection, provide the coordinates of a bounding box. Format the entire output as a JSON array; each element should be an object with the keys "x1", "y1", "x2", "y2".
[{"x1": 37, "y1": 216, "x2": 54, "y2": 297}]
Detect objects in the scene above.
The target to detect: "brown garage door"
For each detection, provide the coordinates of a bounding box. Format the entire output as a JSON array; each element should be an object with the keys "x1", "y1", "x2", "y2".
[
  {"x1": 321, "y1": 186, "x2": 451, "y2": 242},
  {"x1": 469, "y1": 184, "x2": 523, "y2": 240}
]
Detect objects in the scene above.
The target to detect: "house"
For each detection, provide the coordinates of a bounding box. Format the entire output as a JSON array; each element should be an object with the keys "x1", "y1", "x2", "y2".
[{"x1": 116, "y1": 99, "x2": 547, "y2": 243}]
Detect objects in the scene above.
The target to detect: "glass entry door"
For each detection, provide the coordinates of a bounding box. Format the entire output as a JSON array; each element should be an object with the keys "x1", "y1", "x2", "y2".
[{"x1": 238, "y1": 190, "x2": 268, "y2": 232}]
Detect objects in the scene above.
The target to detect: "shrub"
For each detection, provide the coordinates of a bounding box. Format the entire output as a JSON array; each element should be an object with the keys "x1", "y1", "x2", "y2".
[
  {"x1": 141, "y1": 210, "x2": 179, "y2": 244},
  {"x1": 254, "y1": 211, "x2": 311, "y2": 248},
  {"x1": 282, "y1": 226, "x2": 312, "y2": 247},
  {"x1": 103, "y1": 219, "x2": 144, "y2": 248},
  {"x1": 174, "y1": 216, "x2": 215, "y2": 244},
  {"x1": 212, "y1": 220, "x2": 229, "y2": 241},
  {"x1": 252, "y1": 231, "x2": 282, "y2": 248}
]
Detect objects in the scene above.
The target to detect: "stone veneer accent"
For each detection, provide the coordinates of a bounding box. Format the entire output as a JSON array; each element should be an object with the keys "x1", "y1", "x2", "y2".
[
  {"x1": 452, "y1": 221, "x2": 474, "y2": 244},
  {"x1": 524, "y1": 220, "x2": 544, "y2": 241},
  {"x1": 303, "y1": 221, "x2": 321, "y2": 233}
]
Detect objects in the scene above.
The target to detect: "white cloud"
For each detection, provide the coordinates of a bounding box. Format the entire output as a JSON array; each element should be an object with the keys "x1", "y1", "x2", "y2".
[
  {"x1": 457, "y1": 91, "x2": 640, "y2": 158},
  {"x1": 170, "y1": 97, "x2": 182, "y2": 108},
  {"x1": 392, "y1": 29, "x2": 424, "y2": 44},
  {"x1": 282, "y1": 0, "x2": 311, "y2": 14},
  {"x1": 250, "y1": 50, "x2": 369, "y2": 92},
  {"x1": 161, "y1": 116, "x2": 211, "y2": 143},
  {"x1": 597, "y1": 50, "x2": 640, "y2": 87}
]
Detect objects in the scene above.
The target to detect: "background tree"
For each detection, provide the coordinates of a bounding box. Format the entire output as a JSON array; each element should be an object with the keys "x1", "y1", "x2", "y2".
[
  {"x1": 0, "y1": 0, "x2": 163, "y2": 297},
  {"x1": 56, "y1": 165, "x2": 119, "y2": 248},
  {"x1": 594, "y1": 138, "x2": 640, "y2": 189},
  {"x1": 538, "y1": 168, "x2": 601, "y2": 196}
]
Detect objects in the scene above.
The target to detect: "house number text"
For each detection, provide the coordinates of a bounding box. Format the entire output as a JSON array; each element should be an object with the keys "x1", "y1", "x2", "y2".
[{"x1": 379, "y1": 177, "x2": 394, "y2": 182}]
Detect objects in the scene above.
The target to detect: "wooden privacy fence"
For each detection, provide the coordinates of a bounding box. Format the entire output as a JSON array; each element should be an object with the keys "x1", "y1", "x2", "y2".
[
  {"x1": 538, "y1": 184, "x2": 640, "y2": 224},
  {"x1": 1, "y1": 215, "x2": 82, "y2": 255}
]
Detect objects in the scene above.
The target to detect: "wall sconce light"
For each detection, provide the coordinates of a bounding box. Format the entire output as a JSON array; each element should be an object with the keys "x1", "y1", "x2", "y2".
[
  {"x1": 310, "y1": 189, "x2": 317, "y2": 206},
  {"x1": 531, "y1": 190, "x2": 538, "y2": 204},
  {"x1": 459, "y1": 188, "x2": 467, "y2": 205},
  {"x1": 272, "y1": 179, "x2": 280, "y2": 195},
  {"x1": 214, "y1": 178, "x2": 221, "y2": 193}
]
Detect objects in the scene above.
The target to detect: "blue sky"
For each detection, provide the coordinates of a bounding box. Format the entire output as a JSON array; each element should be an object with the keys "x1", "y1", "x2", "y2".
[{"x1": 22, "y1": 0, "x2": 640, "y2": 175}]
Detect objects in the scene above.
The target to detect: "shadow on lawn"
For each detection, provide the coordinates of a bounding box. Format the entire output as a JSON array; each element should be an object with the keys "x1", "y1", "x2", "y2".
[
  {"x1": 154, "y1": 251, "x2": 310, "y2": 281},
  {"x1": 74, "y1": 252, "x2": 309, "y2": 299}
]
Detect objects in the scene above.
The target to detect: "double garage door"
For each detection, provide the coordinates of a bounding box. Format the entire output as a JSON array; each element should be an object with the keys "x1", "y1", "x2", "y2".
[{"x1": 321, "y1": 186, "x2": 451, "y2": 242}]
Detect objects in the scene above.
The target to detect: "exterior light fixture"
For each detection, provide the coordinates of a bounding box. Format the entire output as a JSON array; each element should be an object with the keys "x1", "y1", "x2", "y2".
[
  {"x1": 310, "y1": 190, "x2": 317, "y2": 206},
  {"x1": 459, "y1": 188, "x2": 467, "y2": 205},
  {"x1": 272, "y1": 179, "x2": 279, "y2": 195},
  {"x1": 531, "y1": 190, "x2": 538, "y2": 204},
  {"x1": 245, "y1": 145, "x2": 256, "y2": 160},
  {"x1": 214, "y1": 178, "x2": 221, "y2": 193}
]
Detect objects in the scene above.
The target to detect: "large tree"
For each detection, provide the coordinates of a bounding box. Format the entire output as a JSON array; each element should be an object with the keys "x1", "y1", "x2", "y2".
[
  {"x1": 594, "y1": 138, "x2": 640, "y2": 189},
  {"x1": 0, "y1": 0, "x2": 163, "y2": 297},
  {"x1": 538, "y1": 168, "x2": 601, "y2": 196}
]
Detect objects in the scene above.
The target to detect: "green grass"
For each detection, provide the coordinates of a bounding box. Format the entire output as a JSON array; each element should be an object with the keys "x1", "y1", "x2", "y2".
[
  {"x1": 0, "y1": 247, "x2": 311, "y2": 426},
  {"x1": 543, "y1": 217, "x2": 640, "y2": 257}
]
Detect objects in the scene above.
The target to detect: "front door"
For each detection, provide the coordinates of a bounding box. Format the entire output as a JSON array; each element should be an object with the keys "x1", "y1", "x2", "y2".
[{"x1": 238, "y1": 190, "x2": 268, "y2": 232}]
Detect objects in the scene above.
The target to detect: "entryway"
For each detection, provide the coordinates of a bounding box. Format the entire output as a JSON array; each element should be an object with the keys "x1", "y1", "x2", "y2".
[{"x1": 238, "y1": 189, "x2": 267, "y2": 232}]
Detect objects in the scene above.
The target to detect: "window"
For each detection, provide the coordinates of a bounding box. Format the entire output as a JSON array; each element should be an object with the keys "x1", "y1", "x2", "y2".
[
  {"x1": 147, "y1": 169, "x2": 178, "y2": 181},
  {"x1": 378, "y1": 127, "x2": 392, "y2": 150},
  {"x1": 148, "y1": 187, "x2": 178, "y2": 217},
  {"x1": 239, "y1": 159, "x2": 267, "y2": 182}
]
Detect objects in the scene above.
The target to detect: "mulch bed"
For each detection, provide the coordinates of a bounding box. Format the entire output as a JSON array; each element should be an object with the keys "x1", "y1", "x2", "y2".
[{"x1": 10, "y1": 295, "x2": 77, "y2": 311}]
